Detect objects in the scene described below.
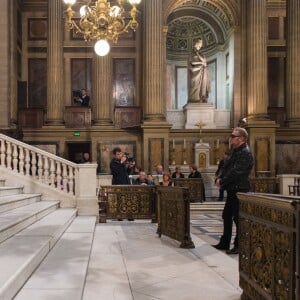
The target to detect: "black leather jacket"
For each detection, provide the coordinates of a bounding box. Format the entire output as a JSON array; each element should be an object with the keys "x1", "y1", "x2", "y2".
[{"x1": 218, "y1": 143, "x2": 253, "y2": 192}]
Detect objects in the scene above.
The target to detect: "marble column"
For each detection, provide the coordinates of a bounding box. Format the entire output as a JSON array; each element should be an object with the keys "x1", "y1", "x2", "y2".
[
  {"x1": 46, "y1": 0, "x2": 64, "y2": 125},
  {"x1": 0, "y1": 0, "x2": 10, "y2": 127},
  {"x1": 286, "y1": 0, "x2": 300, "y2": 127},
  {"x1": 246, "y1": 0, "x2": 269, "y2": 121},
  {"x1": 92, "y1": 54, "x2": 113, "y2": 125},
  {"x1": 143, "y1": 0, "x2": 165, "y2": 122}
]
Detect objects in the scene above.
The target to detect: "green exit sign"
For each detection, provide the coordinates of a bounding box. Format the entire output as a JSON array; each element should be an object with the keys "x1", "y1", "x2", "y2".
[{"x1": 73, "y1": 132, "x2": 80, "y2": 137}]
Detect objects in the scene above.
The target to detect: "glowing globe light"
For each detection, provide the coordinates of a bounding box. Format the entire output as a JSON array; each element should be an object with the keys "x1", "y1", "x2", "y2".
[
  {"x1": 94, "y1": 39, "x2": 110, "y2": 56},
  {"x1": 63, "y1": 0, "x2": 76, "y2": 5}
]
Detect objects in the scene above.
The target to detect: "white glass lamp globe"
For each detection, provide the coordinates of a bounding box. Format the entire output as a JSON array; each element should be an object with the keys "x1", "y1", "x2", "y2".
[
  {"x1": 80, "y1": 5, "x2": 90, "y2": 17},
  {"x1": 128, "y1": 0, "x2": 141, "y2": 4},
  {"x1": 63, "y1": 0, "x2": 76, "y2": 5},
  {"x1": 94, "y1": 40, "x2": 110, "y2": 56}
]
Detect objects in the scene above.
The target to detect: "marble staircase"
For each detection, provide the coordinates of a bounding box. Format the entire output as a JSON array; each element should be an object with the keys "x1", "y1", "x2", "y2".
[{"x1": 0, "y1": 178, "x2": 96, "y2": 300}]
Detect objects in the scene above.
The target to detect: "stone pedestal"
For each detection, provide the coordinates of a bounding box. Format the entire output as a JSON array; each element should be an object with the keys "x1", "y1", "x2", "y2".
[
  {"x1": 200, "y1": 165, "x2": 220, "y2": 201},
  {"x1": 183, "y1": 103, "x2": 216, "y2": 129}
]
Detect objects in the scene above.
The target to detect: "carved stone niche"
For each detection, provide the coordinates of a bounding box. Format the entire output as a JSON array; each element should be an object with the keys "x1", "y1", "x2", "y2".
[
  {"x1": 114, "y1": 106, "x2": 141, "y2": 128},
  {"x1": 64, "y1": 106, "x2": 91, "y2": 128}
]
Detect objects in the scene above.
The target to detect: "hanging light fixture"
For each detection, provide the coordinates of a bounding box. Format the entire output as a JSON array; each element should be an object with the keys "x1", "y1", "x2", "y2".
[{"x1": 62, "y1": 0, "x2": 142, "y2": 56}]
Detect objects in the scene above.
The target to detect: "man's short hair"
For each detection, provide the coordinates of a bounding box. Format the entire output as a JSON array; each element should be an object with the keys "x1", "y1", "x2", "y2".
[
  {"x1": 235, "y1": 127, "x2": 248, "y2": 140},
  {"x1": 112, "y1": 147, "x2": 122, "y2": 155}
]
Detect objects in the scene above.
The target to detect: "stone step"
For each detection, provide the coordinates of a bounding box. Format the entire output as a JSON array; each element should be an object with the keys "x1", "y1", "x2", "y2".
[
  {"x1": 0, "y1": 200, "x2": 60, "y2": 244},
  {"x1": 0, "y1": 193, "x2": 41, "y2": 214},
  {"x1": 0, "y1": 186, "x2": 24, "y2": 197},
  {"x1": 0, "y1": 208, "x2": 77, "y2": 300},
  {"x1": 190, "y1": 201, "x2": 224, "y2": 212},
  {"x1": 15, "y1": 216, "x2": 96, "y2": 300}
]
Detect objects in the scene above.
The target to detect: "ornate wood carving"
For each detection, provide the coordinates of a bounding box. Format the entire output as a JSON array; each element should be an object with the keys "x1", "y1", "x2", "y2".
[
  {"x1": 114, "y1": 106, "x2": 141, "y2": 128},
  {"x1": 250, "y1": 177, "x2": 278, "y2": 194},
  {"x1": 98, "y1": 185, "x2": 157, "y2": 222},
  {"x1": 173, "y1": 178, "x2": 204, "y2": 202},
  {"x1": 238, "y1": 193, "x2": 299, "y2": 300},
  {"x1": 64, "y1": 106, "x2": 91, "y2": 128},
  {"x1": 157, "y1": 186, "x2": 195, "y2": 248}
]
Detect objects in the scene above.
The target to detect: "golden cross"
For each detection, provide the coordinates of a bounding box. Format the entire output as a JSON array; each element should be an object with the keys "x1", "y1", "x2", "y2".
[
  {"x1": 195, "y1": 120, "x2": 205, "y2": 129},
  {"x1": 195, "y1": 120, "x2": 205, "y2": 143}
]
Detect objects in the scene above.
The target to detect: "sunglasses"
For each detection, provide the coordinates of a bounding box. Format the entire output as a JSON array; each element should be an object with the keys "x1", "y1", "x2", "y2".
[{"x1": 230, "y1": 134, "x2": 241, "y2": 138}]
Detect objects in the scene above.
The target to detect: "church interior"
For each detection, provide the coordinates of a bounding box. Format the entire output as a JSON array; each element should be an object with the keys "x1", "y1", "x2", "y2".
[
  {"x1": 0, "y1": 0, "x2": 300, "y2": 299},
  {"x1": 1, "y1": 0, "x2": 299, "y2": 176}
]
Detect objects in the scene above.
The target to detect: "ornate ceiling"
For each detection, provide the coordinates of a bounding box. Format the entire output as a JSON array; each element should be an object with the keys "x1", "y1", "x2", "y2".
[{"x1": 164, "y1": 0, "x2": 240, "y2": 60}]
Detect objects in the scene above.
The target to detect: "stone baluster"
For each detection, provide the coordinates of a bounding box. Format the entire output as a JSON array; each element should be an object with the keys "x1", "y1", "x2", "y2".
[
  {"x1": 31, "y1": 151, "x2": 37, "y2": 179},
  {"x1": 44, "y1": 156, "x2": 49, "y2": 185},
  {"x1": 56, "y1": 161, "x2": 62, "y2": 190},
  {"x1": 12, "y1": 144, "x2": 18, "y2": 172},
  {"x1": 19, "y1": 146, "x2": 24, "y2": 175},
  {"x1": 25, "y1": 149, "x2": 30, "y2": 176},
  {"x1": 62, "y1": 163, "x2": 68, "y2": 191},
  {"x1": 37, "y1": 154, "x2": 43, "y2": 181},
  {"x1": 68, "y1": 166, "x2": 74, "y2": 194},
  {"x1": 6, "y1": 142, "x2": 12, "y2": 170},
  {"x1": 49, "y1": 159, "x2": 56, "y2": 187},
  {"x1": 0, "y1": 139, "x2": 5, "y2": 166}
]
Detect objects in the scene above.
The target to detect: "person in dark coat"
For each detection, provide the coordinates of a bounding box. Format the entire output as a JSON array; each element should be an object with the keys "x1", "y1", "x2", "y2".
[
  {"x1": 213, "y1": 127, "x2": 253, "y2": 255},
  {"x1": 188, "y1": 165, "x2": 202, "y2": 179},
  {"x1": 171, "y1": 166, "x2": 185, "y2": 179},
  {"x1": 215, "y1": 151, "x2": 230, "y2": 201},
  {"x1": 188, "y1": 165, "x2": 205, "y2": 202},
  {"x1": 110, "y1": 147, "x2": 131, "y2": 185}
]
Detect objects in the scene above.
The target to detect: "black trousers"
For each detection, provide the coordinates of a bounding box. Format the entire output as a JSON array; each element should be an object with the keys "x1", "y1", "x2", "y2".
[{"x1": 220, "y1": 190, "x2": 239, "y2": 248}]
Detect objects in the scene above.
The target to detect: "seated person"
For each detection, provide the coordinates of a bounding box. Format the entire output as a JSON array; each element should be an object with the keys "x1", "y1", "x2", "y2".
[
  {"x1": 160, "y1": 173, "x2": 174, "y2": 186},
  {"x1": 171, "y1": 166, "x2": 185, "y2": 179},
  {"x1": 147, "y1": 173, "x2": 156, "y2": 186},
  {"x1": 133, "y1": 171, "x2": 148, "y2": 186},
  {"x1": 188, "y1": 165, "x2": 202, "y2": 178},
  {"x1": 152, "y1": 164, "x2": 164, "y2": 175},
  {"x1": 188, "y1": 165, "x2": 205, "y2": 202}
]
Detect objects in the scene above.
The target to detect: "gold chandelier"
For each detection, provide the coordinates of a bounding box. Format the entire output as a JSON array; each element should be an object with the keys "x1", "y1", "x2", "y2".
[{"x1": 62, "y1": 0, "x2": 142, "y2": 56}]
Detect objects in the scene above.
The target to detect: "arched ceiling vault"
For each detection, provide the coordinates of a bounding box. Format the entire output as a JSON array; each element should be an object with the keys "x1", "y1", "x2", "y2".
[{"x1": 164, "y1": 0, "x2": 240, "y2": 60}]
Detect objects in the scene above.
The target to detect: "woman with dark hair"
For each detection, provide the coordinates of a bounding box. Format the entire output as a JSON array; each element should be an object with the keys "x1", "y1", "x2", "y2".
[
  {"x1": 188, "y1": 165, "x2": 202, "y2": 178},
  {"x1": 171, "y1": 166, "x2": 185, "y2": 179},
  {"x1": 160, "y1": 173, "x2": 173, "y2": 187}
]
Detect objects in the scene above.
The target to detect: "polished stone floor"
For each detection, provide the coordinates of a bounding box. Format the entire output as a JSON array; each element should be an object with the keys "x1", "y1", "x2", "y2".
[{"x1": 83, "y1": 213, "x2": 240, "y2": 300}]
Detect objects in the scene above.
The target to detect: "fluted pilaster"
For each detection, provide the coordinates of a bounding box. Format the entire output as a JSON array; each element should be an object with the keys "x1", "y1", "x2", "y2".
[
  {"x1": 286, "y1": 0, "x2": 300, "y2": 127},
  {"x1": 0, "y1": 0, "x2": 10, "y2": 127},
  {"x1": 143, "y1": 0, "x2": 165, "y2": 122},
  {"x1": 92, "y1": 54, "x2": 112, "y2": 125},
  {"x1": 246, "y1": 0, "x2": 269, "y2": 120},
  {"x1": 46, "y1": 0, "x2": 64, "y2": 125}
]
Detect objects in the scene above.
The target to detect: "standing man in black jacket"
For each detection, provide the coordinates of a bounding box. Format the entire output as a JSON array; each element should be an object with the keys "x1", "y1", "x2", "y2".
[
  {"x1": 110, "y1": 147, "x2": 131, "y2": 185},
  {"x1": 213, "y1": 127, "x2": 253, "y2": 254}
]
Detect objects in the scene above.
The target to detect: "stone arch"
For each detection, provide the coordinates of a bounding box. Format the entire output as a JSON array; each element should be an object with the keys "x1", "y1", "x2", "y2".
[{"x1": 163, "y1": 0, "x2": 240, "y2": 29}]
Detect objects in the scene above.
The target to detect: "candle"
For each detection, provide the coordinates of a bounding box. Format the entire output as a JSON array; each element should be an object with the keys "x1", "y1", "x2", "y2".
[
  {"x1": 184, "y1": 139, "x2": 186, "y2": 149},
  {"x1": 173, "y1": 139, "x2": 175, "y2": 149},
  {"x1": 216, "y1": 139, "x2": 219, "y2": 149}
]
